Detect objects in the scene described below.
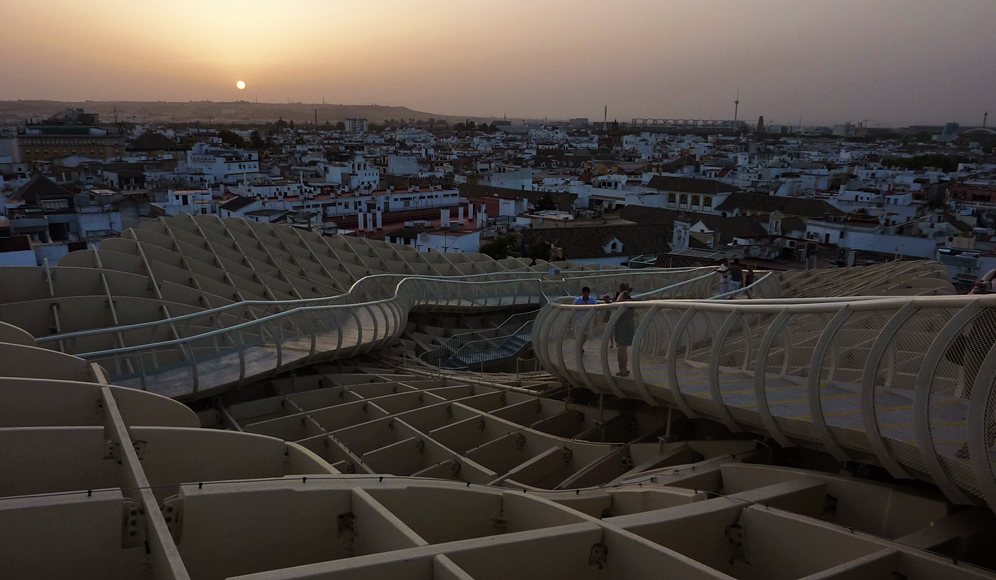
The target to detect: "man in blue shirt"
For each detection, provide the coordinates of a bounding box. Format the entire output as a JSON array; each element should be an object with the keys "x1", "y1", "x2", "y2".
[{"x1": 574, "y1": 286, "x2": 597, "y2": 306}]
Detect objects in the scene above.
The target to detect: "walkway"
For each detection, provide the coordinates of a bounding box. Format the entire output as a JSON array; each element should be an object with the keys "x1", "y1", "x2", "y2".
[{"x1": 535, "y1": 295, "x2": 996, "y2": 510}]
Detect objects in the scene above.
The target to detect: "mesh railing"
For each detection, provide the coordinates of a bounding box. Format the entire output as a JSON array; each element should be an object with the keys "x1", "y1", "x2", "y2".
[
  {"x1": 419, "y1": 268, "x2": 724, "y2": 370},
  {"x1": 40, "y1": 267, "x2": 711, "y2": 356},
  {"x1": 535, "y1": 293, "x2": 996, "y2": 508},
  {"x1": 59, "y1": 267, "x2": 711, "y2": 398}
]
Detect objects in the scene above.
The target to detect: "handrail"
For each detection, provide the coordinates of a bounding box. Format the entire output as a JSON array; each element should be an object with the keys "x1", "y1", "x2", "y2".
[
  {"x1": 40, "y1": 266, "x2": 710, "y2": 345},
  {"x1": 710, "y1": 271, "x2": 778, "y2": 300},
  {"x1": 420, "y1": 268, "x2": 718, "y2": 367},
  {"x1": 73, "y1": 267, "x2": 710, "y2": 361}
]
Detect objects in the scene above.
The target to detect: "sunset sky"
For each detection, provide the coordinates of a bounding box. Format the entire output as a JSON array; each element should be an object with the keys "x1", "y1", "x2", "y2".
[{"x1": 3, "y1": 0, "x2": 994, "y2": 126}]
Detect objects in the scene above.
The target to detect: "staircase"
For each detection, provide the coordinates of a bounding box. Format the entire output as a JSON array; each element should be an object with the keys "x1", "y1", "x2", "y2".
[{"x1": 441, "y1": 320, "x2": 535, "y2": 370}]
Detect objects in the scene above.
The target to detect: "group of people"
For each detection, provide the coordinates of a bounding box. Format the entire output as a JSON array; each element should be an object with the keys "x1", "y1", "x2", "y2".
[
  {"x1": 716, "y1": 258, "x2": 754, "y2": 297},
  {"x1": 573, "y1": 283, "x2": 635, "y2": 377},
  {"x1": 569, "y1": 259, "x2": 757, "y2": 377}
]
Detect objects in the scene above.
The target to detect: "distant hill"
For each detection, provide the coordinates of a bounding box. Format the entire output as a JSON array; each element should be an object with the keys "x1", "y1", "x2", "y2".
[{"x1": 0, "y1": 100, "x2": 500, "y2": 125}]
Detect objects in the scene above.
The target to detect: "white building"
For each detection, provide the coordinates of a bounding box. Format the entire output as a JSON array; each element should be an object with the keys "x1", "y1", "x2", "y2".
[
  {"x1": 481, "y1": 167, "x2": 533, "y2": 191},
  {"x1": 323, "y1": 156, "x2": 380, "y2": 191},
  {"x1": 386, "y1": 225, "x2": 480, "y2": 254},
  {"x1": 162, "y1": 189, "x2": 216, "y2": 216},
  {"x1": 181, "y1": 143, "x2": 260, "y2": 185},
  {"x1": 345, "y1": 117, "x2": 368, "y2": 134},
  {"x1": 322, "y1": 186, "x2": 460, "y2": 219},
  {"x1": 386, "y1": 155, "x2": 420, "y2": 177},
  {"x1": 238, "y1": 180, "x2": 309, "y2": 200}
]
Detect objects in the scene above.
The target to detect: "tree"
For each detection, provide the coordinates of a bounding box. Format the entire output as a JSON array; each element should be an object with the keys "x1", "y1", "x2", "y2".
[
  {"x1": 527, "y1": 241, "x2": 551, "y2": 263},
  {"x1": 218, "y1": 129, "x2": 245, "y2": 149},
  {"x1": 249, "y1": 130, "x2": 265, "y2": 149},
  {"x1": 335, "y1": 121, "x2": 346, "y2": 131},
  {"x1": 479, "y1": 236, "x2": 515, "y2": 260},
  {"x1": 535, "y1": 194, "x2": 557, "y2": 211},
  {"x1": 274, "y1": 117, "x2": 288, "y2": 129}
]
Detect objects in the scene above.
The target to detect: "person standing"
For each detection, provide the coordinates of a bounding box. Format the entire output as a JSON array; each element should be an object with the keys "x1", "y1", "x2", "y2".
[
  {"x1": 717, "y1": 259, "x2": 731, "y2": 296},
  {"x1": 573, "y1": 286, "x2": 598, "y2": 353},
  {"x1": 605, "y1": 283, "x2": 634, "y2": 376},
  {"x1": 728, "y1": 258, "x2": 743, "y2": 297}
]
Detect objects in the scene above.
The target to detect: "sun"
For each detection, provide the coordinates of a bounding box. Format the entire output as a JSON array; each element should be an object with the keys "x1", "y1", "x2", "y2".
[{"x1": 236, "y1": 80, "x2": 246, "y2": 90}]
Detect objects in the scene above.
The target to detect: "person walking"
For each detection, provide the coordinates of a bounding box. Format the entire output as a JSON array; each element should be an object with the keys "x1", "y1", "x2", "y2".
[{"x1": 573, "y1": 286, "x2": 598, "y2": 354}]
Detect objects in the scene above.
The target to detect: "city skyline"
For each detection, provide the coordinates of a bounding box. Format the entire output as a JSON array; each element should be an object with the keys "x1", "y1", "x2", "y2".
[{"x1": 2, "y1": 0, "x2": 995, "y2": 126}]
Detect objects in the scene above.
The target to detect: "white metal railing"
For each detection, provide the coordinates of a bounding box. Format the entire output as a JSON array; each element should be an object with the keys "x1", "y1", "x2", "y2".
[
  {"x1": 65, "y1": 268, "x2": 710, "y2": 398},
  {"x1": 40, "y1": 267, "x2": 710, "y2": 355},
  {"x1": 534, "y1": 292, "x2": 996, "y2": 509},
  {"x1": 421, "y1": 271, "x2": 779, "y2": 371},
  {"x1": 417, "y1": 268, "x2": 726, "y2": 368}
]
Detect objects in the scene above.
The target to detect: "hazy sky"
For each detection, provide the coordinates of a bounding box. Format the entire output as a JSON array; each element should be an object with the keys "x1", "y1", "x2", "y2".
[{"x1": 3, "y1": 0, "x2": 994, "y2": 126}]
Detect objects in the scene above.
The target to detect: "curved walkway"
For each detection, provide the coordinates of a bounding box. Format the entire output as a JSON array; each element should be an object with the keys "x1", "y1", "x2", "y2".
[
  {"x1": 46, "y1": 268, "x2": 714, "y2": 398},
  {"x1": 535, "y1": 292, "x2": 996, "y2": 509}
]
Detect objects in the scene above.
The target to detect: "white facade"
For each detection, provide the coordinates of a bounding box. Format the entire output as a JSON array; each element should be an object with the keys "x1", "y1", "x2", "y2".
[
  {"x1": 482, "y1": 168, "x2": 533, "y2": 191},
  {"x1": 241, "y1": 180, "x2": 308, "y2": 200},
  {"x1": 345, "y1": 117, "x2": 368, "y2": 134},
  {"x1": 419, "y1": 230, "x2": 480, "y2": 253},
  {"x1": 622, "y1": 190, "x2": 729, "y2": 214},
  {"x1": 497, "y1": 198, "x2": 528, "y2": 216},
  {"x1": 322, "y1": 186, "x2": 460, "y2": 218},
  {"x1": 163, "y1": 189, "x2": 216, "y2": 216},
  {"x1": 388, "y1": 230, "x2": 480, "y2": 254},
  {"x1": 843, "y1": 231, "x2": 939, "y2": 259},
  {"x1": 182, "y1": 143, "x2": 260, "y2": 185},
  {"x1": 77, "y1": 209, "x2": 123, "y2": 238},
  {"x1": 386, "y1": 155, "x2": 420, "y2": 176},
  {"x1": 324, "y1": 157, "x2": 380, "y2": 190}
]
